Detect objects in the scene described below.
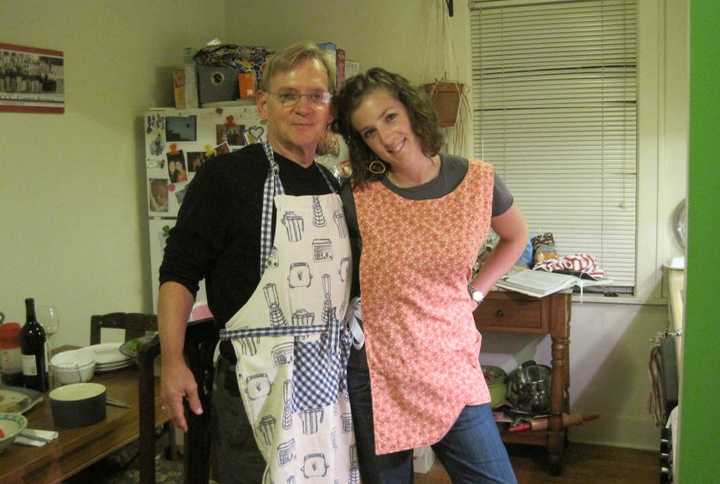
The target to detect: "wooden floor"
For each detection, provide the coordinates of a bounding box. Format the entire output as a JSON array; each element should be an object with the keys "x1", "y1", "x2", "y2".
[
  {"x1": 415, "y1": 443, "x2": 659, "y2": 484},
  {"x1": 76, "y1": 441, "x2": 659, "y2": 483}
]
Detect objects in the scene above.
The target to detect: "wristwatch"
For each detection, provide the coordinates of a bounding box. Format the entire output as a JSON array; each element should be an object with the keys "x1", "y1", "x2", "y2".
[{"x1": 468, "y1": 284, "x2": 485, "y2": 304}]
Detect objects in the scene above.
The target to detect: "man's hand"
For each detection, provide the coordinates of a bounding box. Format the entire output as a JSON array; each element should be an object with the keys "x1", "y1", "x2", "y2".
[
  {"x1": 157, "y1": 281, "x2": 199, "y2": 431},
  {"x1": 161, "y1": 358, "x2": 203, "y2": 432}
]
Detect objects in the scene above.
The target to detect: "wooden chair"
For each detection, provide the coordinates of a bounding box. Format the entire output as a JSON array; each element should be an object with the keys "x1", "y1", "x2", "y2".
[
  {"x1": 90, "y1": 313, "x2": 176, "y2": 474},
  {"x1": 137, "y1": 317, "x2": 218, "y2": 484},
  {"x1": 90, "y1": 312, "x2": 158, "y2": 345}
]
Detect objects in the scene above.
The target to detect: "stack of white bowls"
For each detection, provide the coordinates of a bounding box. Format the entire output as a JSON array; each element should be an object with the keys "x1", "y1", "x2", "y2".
[{"x1": 50, "y1": 348, "x2": 96, "y2": 385}]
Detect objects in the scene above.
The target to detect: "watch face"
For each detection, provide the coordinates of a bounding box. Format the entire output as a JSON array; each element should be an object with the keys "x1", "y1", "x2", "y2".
[{"x1": 472, "y1": 289, "x2": 484, "y2": 303}]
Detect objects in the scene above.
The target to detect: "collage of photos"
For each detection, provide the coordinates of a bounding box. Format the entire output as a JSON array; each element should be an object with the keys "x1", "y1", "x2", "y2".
[
  {"x1": 167, "y1": 150, "x2": 188, "y2": 183},
  {"x1": 148, "y1": 178, "x2": 168, "y2": 213},
  {"x1": 145, "y1": 108, "x2": 270, "y2": 216},
  {"x1": 187, "y1": 151, "x2": 207, "y2": 172},
  {"x1": 215, "y1": 114, "x2": 265, "y2": 147}
]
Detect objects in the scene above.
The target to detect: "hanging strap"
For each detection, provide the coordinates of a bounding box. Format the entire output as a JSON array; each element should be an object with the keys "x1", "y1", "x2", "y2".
[
  {"x1": 259, "y1": 142, "x2": 337, "y2": 276},
  {"x1": 315, "y1": 161, "x2": 337, "y2": 194},
  {"x1": 259, "y1": 142, "x2": 285, "y2": 276}
]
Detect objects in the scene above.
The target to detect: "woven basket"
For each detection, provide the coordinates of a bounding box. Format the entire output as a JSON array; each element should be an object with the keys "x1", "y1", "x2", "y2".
[{"x1": 422, "y1": 81, "x2": 464, "y2": 128}]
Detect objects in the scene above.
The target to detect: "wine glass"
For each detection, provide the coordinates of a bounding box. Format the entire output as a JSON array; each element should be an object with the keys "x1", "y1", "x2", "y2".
[{"x1": 37, "y1": 305, "x2": 60, "y2": 387}]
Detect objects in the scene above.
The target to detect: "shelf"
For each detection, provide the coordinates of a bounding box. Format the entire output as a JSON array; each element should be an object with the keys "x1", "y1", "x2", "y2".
[{"x1": 498, "y1": 426, "x2": 549, "y2": 446}]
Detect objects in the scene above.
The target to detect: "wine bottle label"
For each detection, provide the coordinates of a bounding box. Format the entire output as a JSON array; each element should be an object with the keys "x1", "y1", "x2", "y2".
[{"x1": 21, "y1": 354, "x2": 38, "y2": 376}]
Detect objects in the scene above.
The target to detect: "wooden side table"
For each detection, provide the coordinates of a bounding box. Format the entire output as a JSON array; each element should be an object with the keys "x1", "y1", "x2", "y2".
[{"x1": 474, "y1": 290, "x2": 572, "y2": 475}]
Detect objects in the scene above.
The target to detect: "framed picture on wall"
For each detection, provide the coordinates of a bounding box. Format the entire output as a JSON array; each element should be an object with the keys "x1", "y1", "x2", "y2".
[{"x1": 0, "y1": 42, "x2": 65, "y2": 114}]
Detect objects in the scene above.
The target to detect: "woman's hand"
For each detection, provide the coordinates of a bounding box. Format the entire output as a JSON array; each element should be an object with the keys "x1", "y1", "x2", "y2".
[{"x1": 470, "y1": 205, "x2": 528, "y2": 295}]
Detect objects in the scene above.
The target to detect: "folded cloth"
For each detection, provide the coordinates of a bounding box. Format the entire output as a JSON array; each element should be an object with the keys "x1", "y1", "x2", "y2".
[
  {"x1": 533, "y1": 253, "x2": 606, "y2": 280},
  {"x1": 14, "y1": 435, "x2": 47, "y2": 447},
  {"x1": 20, "y1": 428, "x2": 59, "y2": 442}
]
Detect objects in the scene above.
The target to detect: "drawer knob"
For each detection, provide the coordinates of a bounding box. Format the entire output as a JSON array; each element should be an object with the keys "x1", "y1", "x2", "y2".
[{"x1": 495, "y1": 309, "x2": 504, "y2": 318}]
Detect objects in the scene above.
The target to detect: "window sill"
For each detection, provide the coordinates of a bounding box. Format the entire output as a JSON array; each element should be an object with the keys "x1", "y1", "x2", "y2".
[{"x1": 572, "y1": 293, "x2": 667, "y2": 306}]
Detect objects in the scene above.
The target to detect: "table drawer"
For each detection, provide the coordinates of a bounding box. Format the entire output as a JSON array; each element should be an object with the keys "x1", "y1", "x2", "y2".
[{"x1": 474, "y1": 295, "x2": 549, "y2": 333}]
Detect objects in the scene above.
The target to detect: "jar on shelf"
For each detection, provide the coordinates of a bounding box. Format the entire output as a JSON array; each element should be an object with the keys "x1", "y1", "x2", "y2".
[{"x1": 0, "y1": 321, "x2": 23, "y2": 386}]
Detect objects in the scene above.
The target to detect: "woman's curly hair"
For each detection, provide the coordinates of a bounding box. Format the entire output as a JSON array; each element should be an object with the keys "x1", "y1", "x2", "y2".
[{"x1": 331, "y1": 67, "x2": 443, "y2": 185}]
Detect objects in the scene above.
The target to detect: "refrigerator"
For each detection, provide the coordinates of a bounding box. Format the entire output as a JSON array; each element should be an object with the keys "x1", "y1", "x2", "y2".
[
  {"x1": 143, "y1": 103, "x2": 346, "y2": 310},
  {"x1": 144, "y1": 103, "x2": 266, "y2": 310}
]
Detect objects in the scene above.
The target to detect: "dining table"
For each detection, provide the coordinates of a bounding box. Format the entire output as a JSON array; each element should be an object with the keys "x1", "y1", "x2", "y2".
[{"x1": 0, "y1": 350, "x2": 168, "y2": 483}]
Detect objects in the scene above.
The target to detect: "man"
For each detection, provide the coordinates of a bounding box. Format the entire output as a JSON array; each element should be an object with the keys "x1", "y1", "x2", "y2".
[{"x1": 158, "y1": 43, "x2": 356, "y2": 483}]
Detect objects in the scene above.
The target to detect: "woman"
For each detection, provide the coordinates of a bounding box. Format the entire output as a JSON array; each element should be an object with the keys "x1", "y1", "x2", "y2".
[{"x1": 333, "y1": 67, "x2": 527, "y2": 483}]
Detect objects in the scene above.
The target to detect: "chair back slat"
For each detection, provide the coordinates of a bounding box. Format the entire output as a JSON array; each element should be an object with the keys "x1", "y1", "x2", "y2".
[{"x1": 90, "y1": 312, "x2": 158, "y2": 345}]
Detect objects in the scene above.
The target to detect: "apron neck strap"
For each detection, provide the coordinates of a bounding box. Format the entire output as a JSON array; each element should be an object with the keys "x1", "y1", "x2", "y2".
[
  {"x1": 260, "y1": 142, "x2": 285, "y2": 276},
  {"x1": 258, "y1": 141, "x2": 337, "y2": 276},
  {"x1": 315, "y1": 162, "x2": 337, "y2": 194}
]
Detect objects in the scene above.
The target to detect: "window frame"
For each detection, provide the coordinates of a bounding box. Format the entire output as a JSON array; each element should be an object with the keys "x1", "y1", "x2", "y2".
[{"x1": 466, "y1": 0, "x2": 666, "y2": 304}]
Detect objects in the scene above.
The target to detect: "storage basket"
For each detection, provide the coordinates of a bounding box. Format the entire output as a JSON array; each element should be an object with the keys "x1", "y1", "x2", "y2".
[{"x1": 422, "y1": 81, "x2": 464, "y2": 128}]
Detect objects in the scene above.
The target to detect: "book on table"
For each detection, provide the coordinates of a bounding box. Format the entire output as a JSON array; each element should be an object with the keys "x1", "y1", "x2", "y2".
[{"x1": 495, "y1": 270, "x2": 611, "y2": 298}]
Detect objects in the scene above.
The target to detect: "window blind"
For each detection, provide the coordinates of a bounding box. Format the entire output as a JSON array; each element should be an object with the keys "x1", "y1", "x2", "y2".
[{"x1": 470, "y1": 0, "x2": 638, "y2": 289}]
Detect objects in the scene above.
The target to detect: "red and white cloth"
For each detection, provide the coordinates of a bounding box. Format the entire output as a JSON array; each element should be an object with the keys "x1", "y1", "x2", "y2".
[{"x1": 533, "y1": 253, "x2": 606, "y2": 280}]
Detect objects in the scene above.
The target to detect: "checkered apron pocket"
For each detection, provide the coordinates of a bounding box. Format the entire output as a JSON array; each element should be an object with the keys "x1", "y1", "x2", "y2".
[{"x1": 292, "y1": 318, "x2": 351, "y2": 412}]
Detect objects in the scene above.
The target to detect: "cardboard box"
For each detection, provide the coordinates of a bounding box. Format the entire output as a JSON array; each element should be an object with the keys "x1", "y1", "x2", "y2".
[
  {"x1": 345, "y1": 60, "x2": 361, "y2": 80},
  {"x1": 172, "y1": 70, "x2": 186, "y2": 109},
  {"x1": 336, "y1": 48, "x2": 346, "y2": 88},
  {"x1": 238, "y1": 71, "x2": 256, "y2": 98},
  {"x1": 197, "y1": 65, "x2": 238, "y2": 105},
  {"x1": 183, "y1": 48, "x2": 199, "y2": 108},
  {"x1": 318, "y1": 42, "x2": 337, "y2": 84}
]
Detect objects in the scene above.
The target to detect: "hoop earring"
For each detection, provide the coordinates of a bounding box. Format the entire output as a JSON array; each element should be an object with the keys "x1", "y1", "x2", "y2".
[{"x1": 368, "y1": 160, "x2": 386, "y2": 175}]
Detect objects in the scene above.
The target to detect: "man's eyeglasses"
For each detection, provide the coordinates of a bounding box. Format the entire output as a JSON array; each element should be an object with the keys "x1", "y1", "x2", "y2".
[{"x1": 269, "y1": 90, "x2": 332, "y2": 107}]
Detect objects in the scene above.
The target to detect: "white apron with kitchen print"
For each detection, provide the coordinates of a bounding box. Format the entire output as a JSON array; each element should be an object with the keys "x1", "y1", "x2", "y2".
[{"x1": 219, "y1": 143, "x2": 359, "y2": 484}]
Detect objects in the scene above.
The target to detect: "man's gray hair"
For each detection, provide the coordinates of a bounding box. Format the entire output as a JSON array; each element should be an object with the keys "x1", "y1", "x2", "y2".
[{"x1": 259, "y1": 42, "x2": 336, "y2": 94}]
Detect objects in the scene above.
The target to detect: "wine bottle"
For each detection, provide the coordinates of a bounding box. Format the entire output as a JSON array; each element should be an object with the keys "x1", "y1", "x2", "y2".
[{"x1": 20, "y1": 298, "x2": 48, "y2": 392}]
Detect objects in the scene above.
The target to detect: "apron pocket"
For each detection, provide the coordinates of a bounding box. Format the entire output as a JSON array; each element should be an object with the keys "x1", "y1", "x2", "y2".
[{"x1": 292, "y1": 336, "x2": 349, "y2": 412}]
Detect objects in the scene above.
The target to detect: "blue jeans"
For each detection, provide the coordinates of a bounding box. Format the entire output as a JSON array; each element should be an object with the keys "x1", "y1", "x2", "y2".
[{"x1": 348, "y1": 367, "x2": 517, "y2": 484}]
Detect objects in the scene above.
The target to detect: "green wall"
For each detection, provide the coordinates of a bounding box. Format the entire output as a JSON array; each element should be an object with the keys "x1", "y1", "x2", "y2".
[{"x1": 679, "y1": 0, "x2": 720, "y2": 481}]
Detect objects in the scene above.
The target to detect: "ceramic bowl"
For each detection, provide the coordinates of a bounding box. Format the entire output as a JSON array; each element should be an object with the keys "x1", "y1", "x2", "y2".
[
  {"x1": 50, "y1": 382, "x2": 106, "y2": 428},
  {"x1": 53, "y1": 362, "x2": 96, "y2": 385},
  {"x1": 482, "y1": 365, "x2": 508, "y2": 408},
  {"x1": 51, "y1": 348, "x2": 96, "y2": 384},
  {"x1": 0, "y1": 412, "x2": 28, "y2": 454},
  {"x1": 51, "y1": 347, "x2": 95, "y2": 367}
]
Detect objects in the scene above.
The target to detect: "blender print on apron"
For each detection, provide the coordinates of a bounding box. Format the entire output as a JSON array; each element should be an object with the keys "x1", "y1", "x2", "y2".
[{"x1": 220, "y1": 143, "x2": 360, "y2": 483}]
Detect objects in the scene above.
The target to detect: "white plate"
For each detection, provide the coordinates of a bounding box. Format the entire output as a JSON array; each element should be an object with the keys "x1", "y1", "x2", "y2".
[
  {"x1": 95, "y1": 360, "x2": 133, "y2": 369},
  {"x1": 86, "y1": 343, "x2": 132, "y2": 365},
  {"x1": 94, "y1": 360, "x2": 135, "y2": 373}
]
